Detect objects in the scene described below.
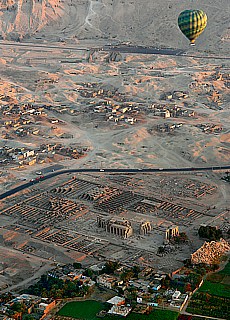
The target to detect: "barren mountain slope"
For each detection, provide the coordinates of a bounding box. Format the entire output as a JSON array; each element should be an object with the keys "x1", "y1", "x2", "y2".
[{"x1": 0, "y1": 0, "x2": 229, "y2": 52}]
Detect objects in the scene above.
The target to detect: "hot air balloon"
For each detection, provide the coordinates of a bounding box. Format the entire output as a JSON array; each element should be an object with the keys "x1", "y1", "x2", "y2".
[{"x1": 178, "y1": 10, "x2": 207, "y2": 45}]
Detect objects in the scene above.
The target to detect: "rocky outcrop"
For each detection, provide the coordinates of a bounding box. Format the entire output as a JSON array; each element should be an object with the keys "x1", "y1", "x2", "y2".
[{"x1": 191, "y1": 239, "x2": 230, "y2": 265}]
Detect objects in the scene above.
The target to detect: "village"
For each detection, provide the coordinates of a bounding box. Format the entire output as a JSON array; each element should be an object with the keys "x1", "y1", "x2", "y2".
[
  {"x1": 0, "y1": 144, "x2": 88, "y2": 168},
  {"x1": 0, "y1": 237, "x2": 229, "y2": 320},
  {"x1": 0, "y1": 46, "x2": 229, "y2": 195},
  {"x1": 0, "y1": 30, "x2": 229, "y2": 320},
  {"x1": 0, "y1": 150, "x2": 228, "y2": 319}
]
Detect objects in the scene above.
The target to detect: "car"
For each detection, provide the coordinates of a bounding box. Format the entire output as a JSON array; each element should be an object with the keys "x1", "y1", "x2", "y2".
[
  {"x1": 100, "y1": 169, "x2": 104, "y2": 172},
  {"x1": 159, "y1": 168, "x2": 163, "y2": 170},
  {"x1": 40, "y1": 175, "x2": 45, "y2": 179}
]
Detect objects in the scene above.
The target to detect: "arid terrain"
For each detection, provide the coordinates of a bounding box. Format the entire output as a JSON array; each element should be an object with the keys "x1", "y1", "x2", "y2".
[
  {"x1": 0, "y1": 0, "x2": 229, "y2": 54},
  {"x1": 0, "y1": 42, "x2": 229, "y2": 191}
]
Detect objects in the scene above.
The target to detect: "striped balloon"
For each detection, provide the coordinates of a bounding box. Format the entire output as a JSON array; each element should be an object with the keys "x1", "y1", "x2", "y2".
[{"x1": 178, "y1": 10, "x2": 207, "y2": 45}]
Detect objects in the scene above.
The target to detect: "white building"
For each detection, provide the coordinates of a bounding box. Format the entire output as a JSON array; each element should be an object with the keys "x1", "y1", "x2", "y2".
[{"x1": 172, "y1": 290, "x2": 181, "y2": 300}]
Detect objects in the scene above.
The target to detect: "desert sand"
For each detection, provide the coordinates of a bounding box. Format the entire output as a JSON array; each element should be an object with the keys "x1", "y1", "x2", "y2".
[{"x1": 0, "y1": 0, "x2": 229, "y2": 54}]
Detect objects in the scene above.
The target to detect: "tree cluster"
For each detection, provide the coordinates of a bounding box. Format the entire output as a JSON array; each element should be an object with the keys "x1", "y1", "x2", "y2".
[
  {"x1": 24, "y1": 274, "x2": 89, "y2": 299},
  {"x1": 198, "y1": 225, "x2": 223, "y2": 241},
  {"x1": 102, "y1": 261, "x2": 120, "y2": 274},
  {"x1": 172, "y1": 232, "x2": 188, "y2": 244}
]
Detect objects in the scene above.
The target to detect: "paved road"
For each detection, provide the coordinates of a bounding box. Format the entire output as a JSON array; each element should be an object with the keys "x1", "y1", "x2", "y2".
[
  {"x1": 0, "y1": 41, "x2": 229, "y2": 60},
  {"x1": 103, "y1": 45, "x2": 185, "y2": 56},
  {"x1": 39, "y1": 164, "x2": 64, "y2": 174},
  {"x1": 105, "y1": 45, "x2": 230, "y2": 60},
  {"x1": 0, "y1": 165, "x2": 229, "y2": 200},
  {"x1": 0, "y1": 40, "x2": 87, "y2": 52},
  {"x1": 0, "y1": 41, "x2": 184, "y2": 58}
]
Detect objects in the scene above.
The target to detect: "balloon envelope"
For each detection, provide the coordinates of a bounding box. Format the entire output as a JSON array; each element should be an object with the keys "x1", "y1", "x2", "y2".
[{"x1": 178, "y1": 10, "x2": 207, "y2": 44}]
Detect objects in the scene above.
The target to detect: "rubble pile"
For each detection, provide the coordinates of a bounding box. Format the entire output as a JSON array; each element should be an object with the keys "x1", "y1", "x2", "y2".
[{"x1": 191, "y1": 239, "x2": 230, "y2": 264}]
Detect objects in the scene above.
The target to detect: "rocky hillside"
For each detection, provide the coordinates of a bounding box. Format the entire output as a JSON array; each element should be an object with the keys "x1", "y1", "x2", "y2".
[{"x1": 0, "y1": 0, "x2": 229, "y2": 52}]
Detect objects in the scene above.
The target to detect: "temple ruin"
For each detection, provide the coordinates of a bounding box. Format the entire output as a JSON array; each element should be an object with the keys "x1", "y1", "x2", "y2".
[
  {"x1": 97, "y1": 216, "x2": 133, "y2": 238},
  {"x1": 139, "y1": 221, "x2": 151, "y2": 235},
  {"x1": 165, "y1": 225, "x2": 179, "y2": 242}
]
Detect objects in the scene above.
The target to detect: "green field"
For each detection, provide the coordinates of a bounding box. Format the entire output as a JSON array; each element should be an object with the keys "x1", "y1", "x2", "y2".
[
  {"x1": 187, "y1": 260, "x2": 230, "y2": 318},
  {"x1": 58, "y1": 300, "x2": 178, "y2": 320},
  {"x1": 198, "y1": 279, "x2": 230, "y2": 298},
  {"x1": 58, "y1": 300, "x2": 104, "y2": 320},
  {"x1": 218, "y1": 261, "x2": 230, "y2": 275},
  {"x1": 198, "y1": 261, "x2": 230, "y2": 298}
]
